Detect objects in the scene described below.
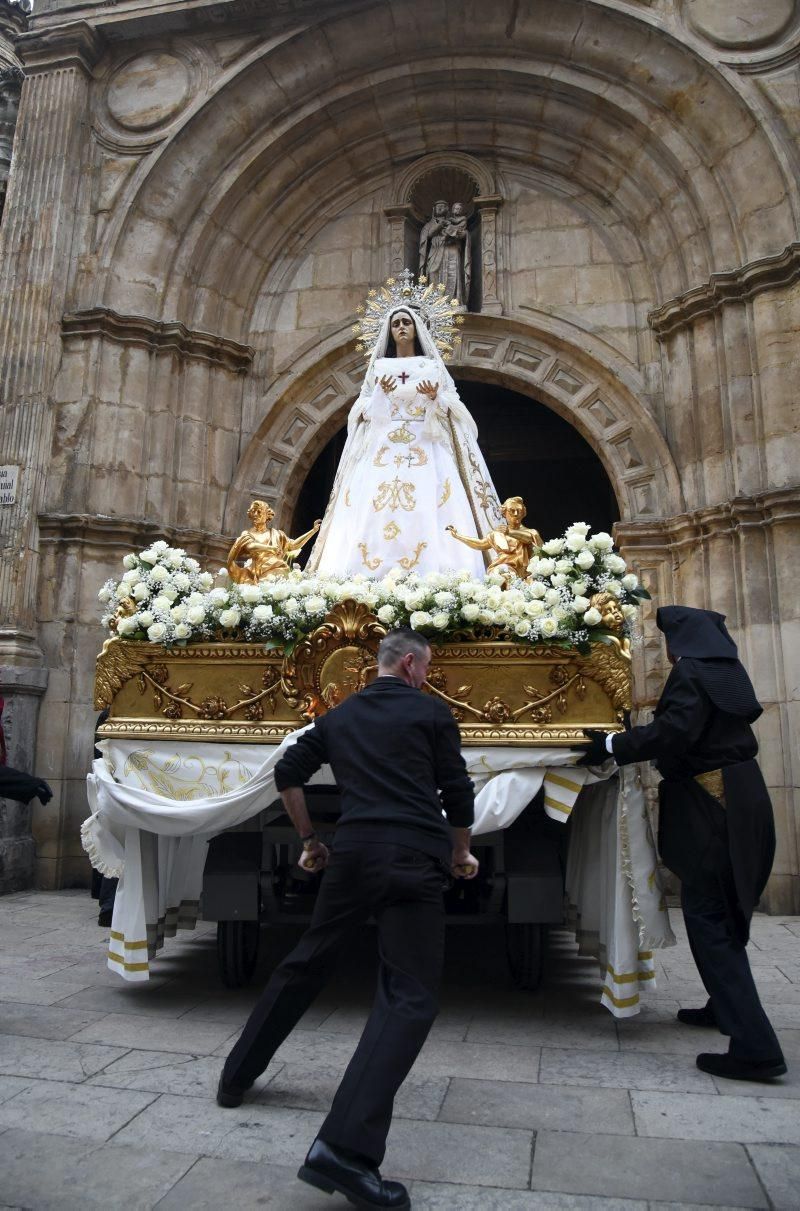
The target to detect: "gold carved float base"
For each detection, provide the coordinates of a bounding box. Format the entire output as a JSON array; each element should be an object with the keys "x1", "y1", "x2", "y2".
[{"x1": 95, "y1": 601, "x2": 631, "y2": 747}]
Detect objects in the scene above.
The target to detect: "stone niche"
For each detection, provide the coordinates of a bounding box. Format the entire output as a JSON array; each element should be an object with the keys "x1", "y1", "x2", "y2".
[{"x1": 384, "y1": 153, "x2": 503, "y2": 315}]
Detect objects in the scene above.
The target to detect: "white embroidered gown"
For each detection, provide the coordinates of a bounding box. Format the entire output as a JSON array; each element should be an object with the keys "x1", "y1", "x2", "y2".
[{"x1": 307, "y1": 352, "x2": 502, "y2": 579}]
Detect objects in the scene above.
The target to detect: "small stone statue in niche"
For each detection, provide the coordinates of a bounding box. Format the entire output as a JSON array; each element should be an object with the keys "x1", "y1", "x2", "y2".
[
  {"x1": 419, "y1": 199, "x2": 472, "y2": 307},
  {"x1": 226, "y1": 500, "x2": 321, "y2": 582}
]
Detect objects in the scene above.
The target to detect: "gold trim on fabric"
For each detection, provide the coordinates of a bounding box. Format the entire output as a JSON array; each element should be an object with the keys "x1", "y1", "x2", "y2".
[
  {"x1": 547, "y1": 771, "x2": 583, "y2": 794},
  {"x1": 438, "y1": 479, "x2": 452, "y2": 508},
  {"x1": 109, "y1": 931, "x2": 148, "y2": 950},
  {"x1": 606, "y1": 965, "x2": 655, "y2": 984},
  {"x1": 107, "y1": 951, "x2": 150, "y2": 972},
  {"x1": 601, "y1": 985, "x2": 641, "y2": 1008},
  {"x1": 372, "y1": 478, "x2": 416, "y2": 512},
  {"x1": 383, "y1": 521, "x2": 401, "y2": 541},
  {"x1": 544, "y1": 795, "x2": 571, "y2": 815},
  {"x1": 398, "y1": 542, "x2": 427, "y2": 571},
  {"x1": 358, "y1": 543, "x2": 382, "y2": 571},
  {"x1": 694, "y1": 768, "x2": 726, "y2": 806},
  {"x1": 373, "y1": 446, "x2": 389, "y2": 467}
]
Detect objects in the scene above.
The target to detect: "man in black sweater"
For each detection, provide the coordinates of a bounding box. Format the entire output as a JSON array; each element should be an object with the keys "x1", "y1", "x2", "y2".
[{"x1": 218, "y1": 628, "x2": 477, "y2": 1210}]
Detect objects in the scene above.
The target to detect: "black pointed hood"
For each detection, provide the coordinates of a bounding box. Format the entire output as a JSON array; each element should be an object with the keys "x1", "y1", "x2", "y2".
[{"x1": 657, "y1": 606, "x2": 762, "y2": 722}]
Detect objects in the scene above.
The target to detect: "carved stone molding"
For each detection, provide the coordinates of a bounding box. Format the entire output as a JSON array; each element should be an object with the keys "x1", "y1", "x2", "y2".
[
  {"x1": 37, "y1": 512, "x2": 229, "y2": 564},
  {"x1": 61, "y1": 307, "x2": 254, "y2": 373},
  {"x1": 614, "y1": 487, "x2": 800, "y2": 552},
  {"x1": 15, "y1": 22, "x2": 105, "y2": 76},
  {"x1": 648, "y1": 242, "x2": 800, "y2": 339}
]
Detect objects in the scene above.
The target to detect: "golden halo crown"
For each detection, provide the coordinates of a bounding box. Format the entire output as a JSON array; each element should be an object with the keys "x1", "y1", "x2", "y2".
[{"x1": 352, "y1": 269, "x2": 465, "y2": 362}]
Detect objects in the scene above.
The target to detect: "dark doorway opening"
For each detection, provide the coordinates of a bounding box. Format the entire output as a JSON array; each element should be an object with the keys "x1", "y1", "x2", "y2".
[{"x1": 292, "y1": 381, "x2": 619, "y2": 560}]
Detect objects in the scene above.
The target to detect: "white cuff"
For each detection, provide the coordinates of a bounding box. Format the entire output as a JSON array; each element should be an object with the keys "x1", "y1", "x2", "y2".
[{"x1": 605, "y1": 734, "x2": 615, "y2": 754}]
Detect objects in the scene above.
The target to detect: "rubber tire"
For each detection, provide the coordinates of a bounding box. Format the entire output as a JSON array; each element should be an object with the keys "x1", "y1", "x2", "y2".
[
  {"x1": 505, "y1": 921, "x2": 547, "y2": 990},
  {"x1": 217, "y1": 919, "x2": 260, "y2": 988}
]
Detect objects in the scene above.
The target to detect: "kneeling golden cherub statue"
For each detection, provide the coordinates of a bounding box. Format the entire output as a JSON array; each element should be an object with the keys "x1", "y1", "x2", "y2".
[
  {"x1": 227, "y1": 500, "x2": 321, "y2": 583},
  {"x1": 446, "y1": 496, "x2": 542, "y2": 582}
]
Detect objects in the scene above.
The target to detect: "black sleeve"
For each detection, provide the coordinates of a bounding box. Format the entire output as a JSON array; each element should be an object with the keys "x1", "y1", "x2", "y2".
[
  {"x1": 275, "y1": 719, "x2": 329, "y2": 791},
  {"x1": 433, "y1": 706, "x2": 474, "y2": 828},
  {"x1": 0, "y1": 764, "x2": 46, "y2": 805},
  {"x1": 612, "y1": 662, "x2": 710, "y2": 766}
]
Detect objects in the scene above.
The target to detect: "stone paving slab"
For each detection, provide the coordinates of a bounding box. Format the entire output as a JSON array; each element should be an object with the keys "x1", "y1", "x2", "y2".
[
  {"x1": 746, "y1": 1143, "x2": 800, "y2": 1209},
  {"x1": 439, "y1": 1075, "x2": 635, "y2": 1134},
  {"x1": 156, "y1": 1155, "x2": 338, "y2": 1209},
  {"x1": 410, "y1": 1182, "x2": 648, "y2": 1208},
  {"x1": 87, "y1": 1048, "x2": 283, "y2": 1099},
  {"x1": 539, "y1": 1046, "x2": 717, "y2": 1093},
  {"x1": 530, "y1": 1130, "x2": 768, "y2": 1206},
  {"x1": 0, "y1": 1079, "x2": 157, "y2": 1141},
  {"x1": 258, "y1": 1061, "x2": 450, "y2": 1121},
  {"x1": 0, "y1": 1002, "x2": 106, "y2": 1041},
  {"x1": 0, "y1": 1129, "x2": 197, "y2": 1210},
  {"x1": 383, "y1": 1117, "x2": 534, "y2": 1187},
  {"x1": 69, "y1": 1011, "x2": 238, "y2": 1055},
  {"x1": 631, "y1": 1088, "x2": 800, "y2": 1144}
]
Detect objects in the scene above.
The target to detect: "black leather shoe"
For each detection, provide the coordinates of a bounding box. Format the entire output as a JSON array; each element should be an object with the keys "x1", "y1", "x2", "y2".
[
  {"x1": 97, "y1": 910, "x2": 113, "y2": 928},
  {"x1": 696, "y1": 1052, "x2": 787, "y2": 1081},
  {"x1": 298, "y1": 1138, "x2": 410, "y2": 1209},
  {"x1": 216, "y1": 1072, "x2": 248, "y2": 1108},
  {"x1": 677, "y1": 1005, "x2": 718, "y2": 1028}
]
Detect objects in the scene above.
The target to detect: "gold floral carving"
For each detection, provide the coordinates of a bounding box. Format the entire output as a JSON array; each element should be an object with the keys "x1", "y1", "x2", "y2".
[
  {"x1": 282, "y1": 601, "x2": 387, "y2": 721},
  {"x1": 577, "y1": 637, "x2": 632, "y2": 712}
]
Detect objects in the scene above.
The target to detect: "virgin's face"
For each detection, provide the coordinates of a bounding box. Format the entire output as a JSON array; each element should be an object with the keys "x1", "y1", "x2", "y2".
[{"x1": 390, "y1": 312, "x2": 415, "y2": 347}]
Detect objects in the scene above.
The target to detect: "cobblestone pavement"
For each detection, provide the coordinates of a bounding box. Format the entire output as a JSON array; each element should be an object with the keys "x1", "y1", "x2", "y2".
[{"x1": 0, "y1": 891, "x2": 798, "y2": 1209}]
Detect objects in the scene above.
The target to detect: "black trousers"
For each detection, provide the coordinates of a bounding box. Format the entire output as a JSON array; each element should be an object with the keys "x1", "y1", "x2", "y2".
[
  {"x1": 222, "y1": 842, "x2": 446, "y2": 1165},
  {"x1": 681, "y1": 878, "x2": 783, "y2": 1062}
]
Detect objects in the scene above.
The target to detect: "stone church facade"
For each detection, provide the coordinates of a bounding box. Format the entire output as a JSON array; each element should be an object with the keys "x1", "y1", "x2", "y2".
[{"x1": 0, "y1": 0, "x2": 798, "y2": 908}]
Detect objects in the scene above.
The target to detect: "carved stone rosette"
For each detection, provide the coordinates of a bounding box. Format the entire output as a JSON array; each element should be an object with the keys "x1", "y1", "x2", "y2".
[{"x1": 95, "y1": 601, "x2": 630, "y2": 746}]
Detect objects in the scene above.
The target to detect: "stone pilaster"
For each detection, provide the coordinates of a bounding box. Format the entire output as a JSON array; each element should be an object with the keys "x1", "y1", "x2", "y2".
[
  {"x1": 0, "y1": 20, "x2": 103, "y2": 890},
  {"x1": 473, "y1": 194, "x2": 503, "y2": 315},
  {"x1": 0, "y1": 2, "x2": 29, "y2": 224},
  {"x1": 383, "y1": 202, "x2": 416, "y2": 277}
]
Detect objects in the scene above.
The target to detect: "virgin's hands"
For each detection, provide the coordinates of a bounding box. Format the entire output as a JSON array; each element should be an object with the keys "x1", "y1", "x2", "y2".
[
  {"x1": 298, "y1": 839, "x2": 329, "y2": 873},
  {"x1": 418, "y1": 379, "x2": 438, "y2": 401},
  {"x1": 379, "y1": 374, "x2": 397, "y2": 394},
  {"x1": 452, "y1": 849, "x2": 479, "y2": 879}
]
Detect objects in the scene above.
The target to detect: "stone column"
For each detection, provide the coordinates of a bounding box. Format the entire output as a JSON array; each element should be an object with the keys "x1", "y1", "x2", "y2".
[
  {"x1": 0, "y1": 2, "x2": 29, "y2": 225},
  {"x1": 383, "y1": 202, "x2": 416, "y2": 277},
  {"x1": 0, "y1": 21, "x2": 103, "y2": 889},
  {"x1": 473, "y1": 194, "x2": 503, "y2": 315}
]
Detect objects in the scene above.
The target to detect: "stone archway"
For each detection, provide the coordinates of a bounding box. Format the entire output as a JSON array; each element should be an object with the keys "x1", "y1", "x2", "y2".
[{"x1": 227, "y1": 312, "x2": 683, "y2": 533}]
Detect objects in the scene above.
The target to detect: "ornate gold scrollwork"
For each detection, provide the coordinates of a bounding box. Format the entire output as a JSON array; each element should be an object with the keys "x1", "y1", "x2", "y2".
[
  {"x1": 577, "y1": 637, "x2": 632, "y2": 713},
  {"x1": 95, "y1": 638, "x2": 152, "y2": 710},
  {"x1": 282, "y1": 601, "x2": 388, "y2": 721}
]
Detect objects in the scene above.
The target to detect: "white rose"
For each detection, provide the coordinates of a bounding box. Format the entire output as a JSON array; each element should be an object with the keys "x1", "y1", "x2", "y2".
[
  {"x1": 139, "y1": 549, "x2": 157, "y2": 565},
  {"x1": 486, "y1": 587, "x2": 504, "y2": 609},
  {"x1": 622, "y1": 604, "x2": 639, "y2": 620},
  {"x1": 572, "y1": 579, "x2": 589, "y2": 596},
  {"x1": 131, "y1": 582, "x2": 150, "y2": 602},
  {"x1": 283, "y1": 598, "x2": 300, "y2": 616},
  {"x1": 173, "y1": 623, "x2": 192, "y2": 640},
  {"x1": 218, "y1": 607, "x2": 241, "y2": 629},
  {"x1": 529, "y1": 581, "x2": 547, "y2": 599},
  {"x1": 622, "y1": 573, "x2": 639, "y2": 591},
  {"x1": 514, "y1": 619, "x2": 532, "y2": 637},
  {"x1": 542, "y1": 539, "x2": 565, "y2": 556},
  {"x1": 566, "y1": 522, "x2": 591, "y2": 537},
  {"x1": 170, "y1": 604, "x2": 187, "y2": 622},
  {"x1": 98, "y1": 585, "x2": 113, "y2": 603},
  {"x1": 406, "y1": 592, "x2": 426, "y2": 611},
  {"x1": 605, "y1": 554, "x2": 627, "y2": 574},
  {"x1": 252, "y1": 604, "x2": 274, "y2": 622},
  {"x1": 116, "y1": 616, "x2": 138, "y2": 636},
  {"x1": 584, "y1": 607, "x2": 602, "y2": 626},
  {"x1": 161, "y1": 585, "x2": 179, "y2": 603},
  {"x1": 305, "y1": 595, "x2": 327, "y2": 614},
  {"x1": 152, "y1": 540, "x2": 169, "y2": 553},
  {"x1": 535, "y1": 558, "x2": 555, "y2": 577},
  {"x1": 477, "y1": 609, "x2": 495, "y2": 626},
  {"x1": 554, "y1": 559, "x2": 573, "y2": 574},
  {"x1": 122, "y1": 553, "x2": 138, "y2": 570},
  {"x1": 525, "y1": 600, "x2": 545, "y2": 618},
  {"x1": 186, "y1": 605, "x2": 206, "y2": 625},
  {"x1": 185, "y1": 557, "x2": 200, "y2": 572},
  {"x1": 575, "y1": 549, "x2": 595, "y2": 570},
  {"x1": 461, "y1": 602, "x2": 480, "y2": 622},
  {"x1": 589, "y1": 531, "x2": 614, "y2": 552},
  {"x1": 377, "y1": 604, "x2": 397, "y2": 624},
  {"x1": 209, "y1": 588, "x2": 229, "y2": 605},
  {"x1": 434, "y1": 591, "x2": 456, "y2": 609},
  {"x1": 409, "y1": 610, "x2": 433, "y2": 629},
  {"x1": 605, "y1": 580, "x2": 624, "y2": 597},
  {"x1": 198, "y1": 572, "x2": 215, "y2": 590},
  {"x1": 432, "y1": 611, "x2": 450, "y2": 629},
  {"x1": 137, "y1": 610, "x2": 154, "y2": 628},
  {"x1": 152, "y1": 595, "x2": 173, "y2": 613},
  {"x1": 565, "y1": 533, "x2": 587, "y2": 551},
  {"x1": 551, "y1": 574, "x2": 568, "y2": 588},
  {"x1": 122, "y1": 568, "x2": 140, "y2": 584},
  {"x1": 149, "y1": 565, "x2": 169, "y2": 583},
  {"x1": 544, "y1": 588, "x2": 561, "y2": 606},
  {"x1": 540, "y1": 617, "x2": 559, "y2": 638},
  {"x1": 573, "y1": 596, "x2": 590, "y2": 613},
  {"x1": 239, "y1": 584, "x2": 262, "y2": 604},
  {"x1": 172, "y1": 572, "x2": 191, "y2": 592},
  {"x1": 147, "y1": 622, "x2": 167, "y2": 642},
  {"x1": 166, "y1": 551, "x2": 184, "y2": 569}
]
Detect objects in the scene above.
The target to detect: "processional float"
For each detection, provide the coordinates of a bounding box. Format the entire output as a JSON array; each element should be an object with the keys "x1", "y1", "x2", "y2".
[{"x1": 88, "y1": 272, "x2": 673, "y2": 1008}]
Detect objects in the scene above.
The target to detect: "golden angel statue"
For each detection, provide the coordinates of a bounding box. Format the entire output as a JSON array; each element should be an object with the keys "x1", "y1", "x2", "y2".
[
  {"x1": 447, "y1": 496, "x2": 542, "y2": 581},
  {"x1": 227, "y1": 500, "x2": 320, "y2": 583}
]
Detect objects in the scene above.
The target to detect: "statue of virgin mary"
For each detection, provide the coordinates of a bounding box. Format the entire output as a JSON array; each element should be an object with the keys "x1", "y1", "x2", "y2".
[{"x1": 306, "y1": 277, "x2": 502, "y2": 579}]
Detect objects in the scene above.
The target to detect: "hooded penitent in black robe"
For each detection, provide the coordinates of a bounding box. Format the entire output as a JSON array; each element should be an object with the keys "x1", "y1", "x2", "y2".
[{"x1": 612, "y1": 606, "x2": 775, "y2": 944}]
